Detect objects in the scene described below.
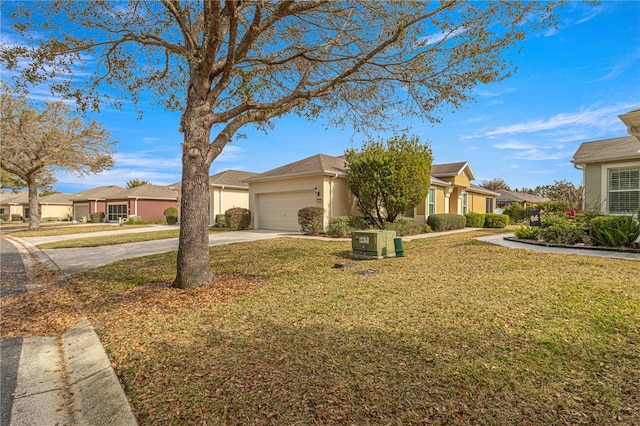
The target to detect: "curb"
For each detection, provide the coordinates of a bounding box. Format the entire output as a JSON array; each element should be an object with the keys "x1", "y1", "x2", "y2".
[{"x1": 62, "y1": 319, "x2": 138, "y2": 426}]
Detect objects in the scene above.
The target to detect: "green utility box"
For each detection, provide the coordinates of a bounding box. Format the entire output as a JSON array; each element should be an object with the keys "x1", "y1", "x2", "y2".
[{"x1": 350, "y1": 230, "x2": 397, "y2": 259}]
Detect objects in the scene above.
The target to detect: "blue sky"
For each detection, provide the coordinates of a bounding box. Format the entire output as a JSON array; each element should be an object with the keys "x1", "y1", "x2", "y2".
[{"x1": 2, "y1": 1, "x2": 639, "y2": 194}]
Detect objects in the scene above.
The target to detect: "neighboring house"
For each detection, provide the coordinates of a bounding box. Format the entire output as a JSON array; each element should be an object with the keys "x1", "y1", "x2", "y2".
[
  {"x1": 207, "y1": 170, "x2": 257, "y2": 225},
  {"x1": 572, "y1": 109, "x2": 640, "y2": 215},
  {"x1": 245, "y1": 155, "x2": 498, "y2": 231},
  {"x1": 0, "y1": 191, "x2": 73, "y2": 220},
  {"x1": 103, "y1": 184, "x2": 179, "y2": 222},
  {"x1": 413, "y1": 162, "x2": 499, "y2": 224},
  {"x1": 0, "y1": 191, "x2": 27, "y2": 219},
  {"x1": 170, "y1": 169, "x2": 257, "y2": 226},
  {"x1": 244, "y1": 154, "x2": 352, "y2": 231},
  {"x1": 495, "y1": 189, "x2": 549, "y2": 209},
  {"x1": 71, "y1": 185, "x2": 125, "y2": 221}
]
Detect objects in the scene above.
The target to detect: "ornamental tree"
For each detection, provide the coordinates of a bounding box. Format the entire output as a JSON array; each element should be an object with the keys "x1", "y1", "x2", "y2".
[
  {"x1": 1, "y1": 1, "x2": 570, "y2": 287},
  {"x1": 345, "y1": 135, "x2": 432, "y2": 228},
  {"x1": 0, "y1": 85, "x2": 115, "y2": 229}
]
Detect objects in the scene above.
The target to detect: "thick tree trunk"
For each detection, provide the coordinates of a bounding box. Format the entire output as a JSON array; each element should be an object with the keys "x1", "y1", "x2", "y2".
[
  {"x1": 172, "y1": 95, "x2": 215, "y2": 289},
  {"x1": 27, "y1": 173, "x2": 40, "y2": 230}
]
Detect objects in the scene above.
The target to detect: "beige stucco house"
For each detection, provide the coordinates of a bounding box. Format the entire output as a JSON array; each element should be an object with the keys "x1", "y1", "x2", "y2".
[
  {"x1": 572, "y1": 109, "x2": 640, "y2": 215},
  {"x1": 171, "y1": 170, "x2": 257, "y2": 225},
  {"x1": 0, "y1": 191, "x2": 73, "y2": 221},
  {"x1": 245, "y1": 154, "x2": 352, "y2": 231},
  {"x1": 245, "y1": 154, "x2": 498, "y2": 231}
]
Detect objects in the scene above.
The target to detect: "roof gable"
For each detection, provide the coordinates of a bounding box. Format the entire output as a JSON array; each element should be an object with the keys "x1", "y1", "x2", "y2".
[
  {"x1": 245, "y1": 154, "x2": 348, "y2": 182},
  {"x1": 431, "y1": 162, "x2": 476, "y2": 181},
  {"x1": 572, "y1": 135, "x2": 640, "y2": 164}
]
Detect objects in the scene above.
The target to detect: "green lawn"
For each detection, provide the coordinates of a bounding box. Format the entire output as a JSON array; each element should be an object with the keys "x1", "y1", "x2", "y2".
[
  {"x1": 62, "y1": 230, "x2": 640, "y2": 424},
  {"x1": 9, "y1": 224, "x2": 148, "y2": 237}
]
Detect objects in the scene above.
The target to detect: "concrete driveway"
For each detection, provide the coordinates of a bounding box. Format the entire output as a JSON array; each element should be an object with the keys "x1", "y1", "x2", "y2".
[{"x1": 30, "y1": 230, "x2": 290, "y2": 276}]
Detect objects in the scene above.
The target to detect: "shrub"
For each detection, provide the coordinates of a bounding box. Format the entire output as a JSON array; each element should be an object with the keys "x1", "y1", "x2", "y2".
[
  {"x1": 225, "y1": 207, "x2": 251, "y2": 230},
  {"x1": 538, "y1": 218, "x2": 586, "y2": 245},
  {"x1": 426, "y1": 213, "x2": 466, "y2": 231},
  {"x1": 214, "y1": 214, "x2": 227, "y2": 228},
  {"x1": 125, "y1": 215, "x2": 142, "y2": 224},
  {"x1": 327, "y1": 216, "x2": 355, "y2": 237},
  {"x1": 514, "y1": 225, "x2": 539, "y2": 240},
  {"x1": 382, "y1": 218, "x2": 423, "y2": 236},
  {"x1": 1, "y1": 214, "x2": 9, "y2": 221},
  {"x1": 464, "y1": 212, "x2": 485, "y2": 228},
  {"x1": 11, "y1": 214, "x2": 21, "y2": 221},
  {"x1": 164, "y1": 207, "x2": 178, "y2": 225},
  {"x1": 348, "y1": 216, "x2": 371, "y2": 230},
  {"x1": 297, "y1": 206, "x2": 325, "y2": 234},
  {"x1": 483, "y1": 213, "x2": 510, "y2": 228},
  {"x1": 589, "y1": 215, "x2": 640, "y2": 247},
  {"x1": 503, "y1": 203, "x2": 529, "y2": 224},
  {"x1": 90, "y1": 212, "x2": 105, "y2": 223}
]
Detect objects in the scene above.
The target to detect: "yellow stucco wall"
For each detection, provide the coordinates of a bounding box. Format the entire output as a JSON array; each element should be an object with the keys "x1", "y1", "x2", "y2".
[
  {"x1": 40, "y1": 204, "x2": 73, "y2": 219},
  {"x1": 209, "y1": 187, "x2": 250, "y2": 224}
]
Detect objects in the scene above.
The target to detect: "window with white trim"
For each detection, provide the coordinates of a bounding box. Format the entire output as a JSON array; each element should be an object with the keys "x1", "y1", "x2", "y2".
[
  {"x1": 428, "y1": 188, "x2": 435, "y2": 215},
  {"x1": 608, "y1": 167, "x2": 640, "y2": 214},
  {"x1": 461, "y1": 193, "x2": 468, "y2": 214}
]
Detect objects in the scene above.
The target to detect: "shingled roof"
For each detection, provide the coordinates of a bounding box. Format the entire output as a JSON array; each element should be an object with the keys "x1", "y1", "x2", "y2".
[
  {"x1": 244, "y1": 154, "x2": 348, "y2": 182},
  {"x1": 209, "y1": 170, "x2": 258, "y2": 188},
  {"x1": 116, "y1": 184, "x2": 178, "y2": 200},
  {"x1": 431, "y1": 162, "x2": 475, "y2": 180},
  {"x1": 71, "y1": 185, "x2": 125, "y2": 201},
  {"x1": 495, "y1": 189, "x2": 549, "y2": 204},
  {"x1": 572, "y1": 135, "x2": 640, "y2": 165}
]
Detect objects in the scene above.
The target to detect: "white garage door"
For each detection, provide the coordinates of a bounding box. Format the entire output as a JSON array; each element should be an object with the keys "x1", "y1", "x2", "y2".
[{"x1": 257, "y1": 191, "x2": 317, "y2": 231}]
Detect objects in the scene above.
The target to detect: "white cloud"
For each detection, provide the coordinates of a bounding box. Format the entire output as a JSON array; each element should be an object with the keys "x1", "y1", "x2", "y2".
[
  {"x1": 474, "y1": 102, "x2": 638, "y2": 140},
  {"x1": 215, "y1": 145, "x2": 245, "y2": 162},
  {"x1": 493, "y1": 141, "x2": 539, "y2": 150}
]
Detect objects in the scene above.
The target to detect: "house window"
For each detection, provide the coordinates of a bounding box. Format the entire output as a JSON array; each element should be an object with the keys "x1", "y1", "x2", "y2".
[
  {"x1": 608, "y1": 167, "x2": 640, "y2": 214},
  {"x1": 461, "y1": 193, "x2": 468, "y2": 214},
  {"x1": 428, "y1": 188, "x2": 435, "y2": 215},
  {"x1": 107, "y1": 203, "x2": 128, "y2": 222},
  {"x1": 24, "y1": 208, "x2": 29, "y2": 218}
]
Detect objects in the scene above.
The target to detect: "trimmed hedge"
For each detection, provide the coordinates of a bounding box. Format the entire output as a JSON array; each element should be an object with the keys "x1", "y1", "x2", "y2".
[
  {"x1": 225, "y1": 207, "x2": 251, "y2": 230},
  {"x1": 11, "y1": 214, "x2": 21, "y2": 221},
  {"x1": 589, "y1": 215, "x2": 640, "y2": 247},
  {"x1": 164, "y1": 207, "x2": 178, "y2": 225},
  {"x1": 426, "y1": 213, "x2": 466, "y2": 231},
  {"x1": 1, "y1": 214, "x2": 9, "y2": 221},
  {"x1": 298, "y1": 206, "x2": 325, "y2": 234},
  {"x1": 483, "y1": 213, "x2": 509, "y2": 228},
  {"x1": 90, "y1": 212, "x2": 105, "y2": 223},
  {"x1": 214, "y1": 214, "x2": 227, "y2": 228},
  {"x1": 464, "y1": 212, "x2": 485, "y2": 228}
]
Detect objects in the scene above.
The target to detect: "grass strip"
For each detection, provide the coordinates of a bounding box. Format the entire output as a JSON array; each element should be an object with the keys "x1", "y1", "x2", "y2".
[{"x1": 51, "y1": 229, "x2": 640, "y2": 425}]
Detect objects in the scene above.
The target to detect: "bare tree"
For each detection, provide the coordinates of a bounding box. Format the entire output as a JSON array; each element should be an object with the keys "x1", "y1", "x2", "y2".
[
  {"x1": 0, "y1": 85, "x2": 115, "y2": 229},
  {"x1": 1, "y1": 1, "x2": 569, "y2": 287}
]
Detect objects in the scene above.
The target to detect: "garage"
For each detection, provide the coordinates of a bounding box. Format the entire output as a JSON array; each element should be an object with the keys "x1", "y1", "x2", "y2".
[
  {"x1": 74, "y1": 204, "x2": 89, "y2": 221},
  {"x1": 256, "y1": 190, "x2": 317, "y2": 231}
]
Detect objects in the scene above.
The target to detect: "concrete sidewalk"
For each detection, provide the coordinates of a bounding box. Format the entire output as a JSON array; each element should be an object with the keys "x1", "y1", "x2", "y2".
[{"x1": 0, "y1": 237, "x2": 138, "y2": 426}]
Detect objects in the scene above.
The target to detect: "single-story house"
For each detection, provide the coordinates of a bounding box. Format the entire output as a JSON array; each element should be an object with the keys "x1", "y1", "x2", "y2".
[
  {"x1": 0, "y1": 191, "x2": 73, "y2": 221},
  {"x1": 170, "y1": 169, "x2": 257, "y2": 226},
  {"x1": 413, "y1": 162, "x2": 499, "y2": 224},
  {"x1": 572, "y1": 109, "x2": 640, "y2": 215},
  {"x1": 207, "y1": 170, "x2": 257, "y2": 225},
  {"x1": 102, "y1": 184, "x2": 179, "y2": 222},
  {"x1": 495, "y1": 189, "x2": 549, "y2": 209},
  {"x1": 245, "y1": 154, "x2": 352, "y2": 231},
  {"x1": 71, "y1": 185, "x2": 125, "y2": 221},
  {"x1": 245, "y1": 154, "x2": 499, "y2": 231},
  {"x1": 0, "y1": 191, "x2": 27, "y2": 219}
]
